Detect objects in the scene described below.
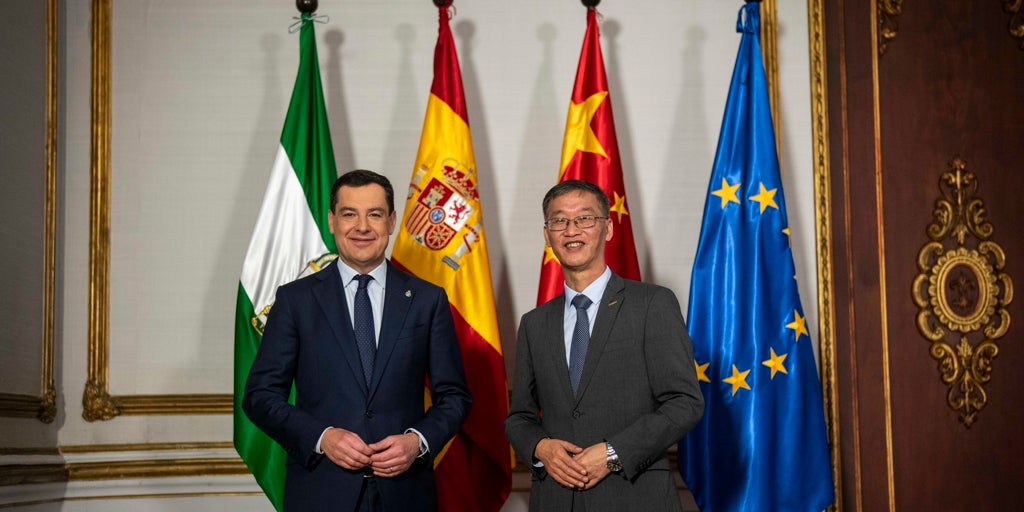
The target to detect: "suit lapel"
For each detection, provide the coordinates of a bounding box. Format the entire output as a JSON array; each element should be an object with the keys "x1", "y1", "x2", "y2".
[
  {"x1": 542, "y1": 296, "x2": 576, "y2": 403},
  {"x1": 575, "y1": 273, "x2": 625, "y2": 403},
  {"x1": 312, "y1": 260, "x2": 368, "y2": 394},
  {"x1": 368, "y1": 262, "x2": 412, "y2": 399}
]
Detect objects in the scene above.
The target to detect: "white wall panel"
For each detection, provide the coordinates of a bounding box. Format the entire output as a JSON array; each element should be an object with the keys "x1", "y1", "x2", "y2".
[{"x1": 95, "y1": 0, "x2": 818, "y2": 396}]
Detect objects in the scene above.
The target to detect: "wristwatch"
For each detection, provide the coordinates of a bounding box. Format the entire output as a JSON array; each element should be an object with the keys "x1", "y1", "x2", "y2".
[{"x1": 605, "y1": 441, "x2": 623, "y2": 472}]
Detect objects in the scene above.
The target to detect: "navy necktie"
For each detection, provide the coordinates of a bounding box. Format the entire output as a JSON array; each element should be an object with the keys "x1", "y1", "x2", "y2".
[
  {"x1": 353, "y1": 274, "x2": 376, "y2": 387},
  {"x1": 568, "y1": 294, "x2": 592, "y2": 397}
]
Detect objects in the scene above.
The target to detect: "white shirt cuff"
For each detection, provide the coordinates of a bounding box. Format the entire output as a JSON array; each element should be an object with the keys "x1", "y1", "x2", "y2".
[
  {"x1": 405, "y1": 428, "x2": 429, "y2": 457},
  {"x1": 315, "y1": 426, "x2": 333, "y2": 454}
]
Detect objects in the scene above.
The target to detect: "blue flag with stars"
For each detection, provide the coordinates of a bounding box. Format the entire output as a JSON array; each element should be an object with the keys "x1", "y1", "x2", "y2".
[{"x1": 678, "y1": 3, "x2": 834, "y2": 511}]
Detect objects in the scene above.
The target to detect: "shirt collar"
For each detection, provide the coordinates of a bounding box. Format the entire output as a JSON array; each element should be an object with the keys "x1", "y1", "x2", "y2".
[
  {"x1": 564, "y1": 266, "x2": 612, "y2": 310},
  {"x1": 337, "y1": 259, "x2": 388, "y2": 288}
]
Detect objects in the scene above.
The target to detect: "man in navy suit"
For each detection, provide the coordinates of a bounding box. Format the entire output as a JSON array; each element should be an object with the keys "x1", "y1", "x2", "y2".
[{"x1": 244, "y1": 169, "x2": 472, "y2": 512}]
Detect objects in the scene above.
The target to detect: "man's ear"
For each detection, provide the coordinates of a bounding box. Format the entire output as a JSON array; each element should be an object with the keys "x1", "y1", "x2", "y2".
[{"x1": 387, "y1": 210, "x2": 397, "y2": 235}]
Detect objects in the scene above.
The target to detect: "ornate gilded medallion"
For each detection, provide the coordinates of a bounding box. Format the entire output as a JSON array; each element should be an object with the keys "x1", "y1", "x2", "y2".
[{"x1": 912, "y1": 157, "x2": 1013, "y2": 427}]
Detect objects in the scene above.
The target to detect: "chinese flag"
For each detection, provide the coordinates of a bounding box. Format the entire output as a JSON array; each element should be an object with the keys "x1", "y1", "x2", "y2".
[
  {"x1": 391, "y1": 3, "x2": 511, "y2": 511},
  {"x1": 537, "y1": 6, "x2": 641, "y2": 305}
]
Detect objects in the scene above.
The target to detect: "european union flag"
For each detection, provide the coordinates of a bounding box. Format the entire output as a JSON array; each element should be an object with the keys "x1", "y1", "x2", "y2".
[{"x1": 678, "y1": 3, "x2": 834, "y2": 511}]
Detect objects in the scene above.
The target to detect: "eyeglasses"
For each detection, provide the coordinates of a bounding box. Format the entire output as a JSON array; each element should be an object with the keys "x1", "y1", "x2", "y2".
[{"x1": 544, "y1": 215, "x2": 608, "y2": 231}]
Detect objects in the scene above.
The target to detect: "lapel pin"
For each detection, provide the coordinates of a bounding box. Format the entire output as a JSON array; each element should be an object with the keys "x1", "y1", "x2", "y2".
[
  {"x1": 608, "y1": 300, "x2": 618, "y2": 306},
  {"x1": 405, "y1": 290, "x2": 412, "y2": 298}
]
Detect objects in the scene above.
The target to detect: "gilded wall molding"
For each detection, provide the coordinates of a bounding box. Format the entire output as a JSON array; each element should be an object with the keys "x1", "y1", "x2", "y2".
[
  {"x1": 807, "y1": 0, "x2": 842, "y2": 508},
  {"x1": 0, "y1": 442, "x2": 245, "y2": 488},
  {"x1": 912, "y1": 157, "x2": 1013, "y2": 427},
  {"x1": 78, "y1": 2, "x2": 785, "y2": 422},
  {"x1": 86, "y1": 0, "x2": 231, "y2": 422},
  {"x1": 761, "y1": 0, "x2": 782, "y2": 161},
  {"x1": 878, "y1": 0, "x2": 903, "y2": 55},
  {"x1": 66, "y1": 458, "x2": 248, "y2": 480},
  {"x1": 0, "y1": 463, "x2": 67, "y2": 487},
  {"x1": 58, "y1": 441, "x2": 233, "y2": 453},
  {"x1": 1006, "y1": 0, "x2": 1024, "y2": 50},
  {"x1": 40, "y1": 0, "x2": 59, "y2": 424},
  {"x1": 0, "y1": 0, "x2": 58, "y2": 425}
]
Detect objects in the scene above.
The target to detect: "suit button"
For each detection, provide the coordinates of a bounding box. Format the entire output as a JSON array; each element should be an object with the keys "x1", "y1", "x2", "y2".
[
  {"x1": 365, "y1": 410, "x2": 374, "y2": 418},
  {"x1": 572, "y1": 410, "x2": 581, "y2": 419}
]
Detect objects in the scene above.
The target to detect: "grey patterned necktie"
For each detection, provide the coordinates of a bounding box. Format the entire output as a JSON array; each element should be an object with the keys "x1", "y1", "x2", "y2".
[
  {"x1": 568, "y1": 294, "x2": 592, "y2": 397},
  {"x1": 353, "y1": 274, "x2": 376, "y2": 387}
]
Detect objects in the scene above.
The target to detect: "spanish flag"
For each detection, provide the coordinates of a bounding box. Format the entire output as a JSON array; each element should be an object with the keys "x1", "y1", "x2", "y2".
[
  {"x1": 537, "y1": 5, "x2": 641, "y2": 305},
  {"x1": 391, "y1": 2, "x2": 511, "y2": 511}
]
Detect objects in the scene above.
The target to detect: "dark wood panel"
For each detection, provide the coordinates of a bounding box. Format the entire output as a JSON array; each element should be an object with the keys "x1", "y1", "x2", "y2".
[
  {"x1": 878, "y1": 2, "x2": 1024, "y2": 511},
  {"x1": 825, "y1": 0, "x2": 1024, "y2": 510},
  {"x1": 825, "y1": 1, "x2": 895, "y2": 510}
]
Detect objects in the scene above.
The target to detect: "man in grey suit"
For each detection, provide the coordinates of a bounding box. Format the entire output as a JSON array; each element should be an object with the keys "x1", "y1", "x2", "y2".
[{"x1": 505, "y1": 180, "x2": 704, "y2": 511}]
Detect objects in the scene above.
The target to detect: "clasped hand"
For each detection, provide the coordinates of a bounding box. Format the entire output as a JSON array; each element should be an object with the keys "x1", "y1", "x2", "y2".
[
  {"x1": 320, "y1": 428, "x2": 420, "y2": 477},
  {"x1": 534, "y1": 438, "x2": 611, "y2": 490}
]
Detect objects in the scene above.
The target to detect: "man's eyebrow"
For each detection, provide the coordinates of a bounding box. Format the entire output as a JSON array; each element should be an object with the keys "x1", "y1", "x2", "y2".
[
  {"x1": 549, "y1": 207, "x2": 597, "y2": 216},
  {"x1": 336, "y1": 206, "x2": 387, "y2": 212}
]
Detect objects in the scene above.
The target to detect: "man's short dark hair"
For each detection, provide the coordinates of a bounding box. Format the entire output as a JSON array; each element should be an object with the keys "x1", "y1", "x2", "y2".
[
  {"x1": 542, "y1": 180, "x2": 610, "y2": 218},
  {"x1": 330, "y1": 169, "x2": 395, "y2": 213}
]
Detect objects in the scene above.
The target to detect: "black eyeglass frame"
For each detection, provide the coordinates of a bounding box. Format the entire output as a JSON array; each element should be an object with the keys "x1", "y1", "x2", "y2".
[{"x1": 543, "y1": 215, "x2": 609, "y2": 231}]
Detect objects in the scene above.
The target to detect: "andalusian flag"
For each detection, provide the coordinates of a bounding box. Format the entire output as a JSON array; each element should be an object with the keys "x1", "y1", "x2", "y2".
[
  {"x1": 391, "y1": 3, "x2": 512, "y2": 511},
  {"x1": 233, "y1": 14, "x2": 337, "y2": 512},
  {"x1": 537, "y1": 5, "x2": 641, "y2": 305}
]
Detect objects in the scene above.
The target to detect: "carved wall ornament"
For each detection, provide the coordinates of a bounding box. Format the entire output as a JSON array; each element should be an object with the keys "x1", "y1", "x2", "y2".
[
  {"x1": 1006, "y1": 0, "x2": 1024, "y2": 50},
  {"x1": 82, "y1": 380, "x2": 121, "y2": 421},
  {"x1": 878, "y1": 0, "x2": 903, "y2": 55},
  {"x1": 912, "y1": 157, "x2": 1013, "y2": 427}
]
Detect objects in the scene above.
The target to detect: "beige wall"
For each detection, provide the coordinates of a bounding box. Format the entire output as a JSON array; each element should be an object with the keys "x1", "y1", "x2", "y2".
[
  {"x1": 0, "y1": 0, "x2": 47, "y2": 398},
  {"x1": 1, "y1": 1, "x2": 812, "y2": 509}
]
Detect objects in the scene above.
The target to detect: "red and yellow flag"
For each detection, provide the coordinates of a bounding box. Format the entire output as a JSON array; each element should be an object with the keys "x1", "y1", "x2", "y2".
[
  {"x1": 537, "y1": 6, "x2": 642, "y2": 305},
  {"x1": 391, "y1": 3, "x2": 511, "y2": 511}
]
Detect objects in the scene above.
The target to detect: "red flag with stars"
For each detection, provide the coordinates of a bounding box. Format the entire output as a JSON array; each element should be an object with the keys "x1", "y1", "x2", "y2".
[{"x1": 537, "y1": 6, "x2": 641, "y2": 305}]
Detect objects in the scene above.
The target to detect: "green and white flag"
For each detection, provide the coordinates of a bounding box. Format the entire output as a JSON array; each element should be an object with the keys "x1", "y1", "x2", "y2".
[{"x1": 233, "y1": 14, "x2": 337, "y2": 512}]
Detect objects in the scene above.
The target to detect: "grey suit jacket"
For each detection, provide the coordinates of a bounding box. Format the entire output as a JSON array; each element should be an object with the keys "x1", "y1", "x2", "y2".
[{"x1": 505, "y1": 272, "x2": 704, "y2": 512}]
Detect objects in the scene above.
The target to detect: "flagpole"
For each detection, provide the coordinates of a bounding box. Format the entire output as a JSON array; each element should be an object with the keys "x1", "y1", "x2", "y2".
[
  {"x1": 432, "y1": 0, "x2": 451, "y2": 7},
  {"x1": 581, "y1": 0, "x2": 600, "y2": 7},
  {"x1": 296, "y1": 0, "x2": 317, "y2": 14}
]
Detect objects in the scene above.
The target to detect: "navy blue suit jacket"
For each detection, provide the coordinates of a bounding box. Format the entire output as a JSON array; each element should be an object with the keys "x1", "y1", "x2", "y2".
[{"x1": 243, "y1": 259, "x2": 472, "y2": 512}]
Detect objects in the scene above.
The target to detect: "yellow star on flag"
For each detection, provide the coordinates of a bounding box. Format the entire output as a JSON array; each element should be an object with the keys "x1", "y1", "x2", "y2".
[
  {"x1": 559, "y1": 91, "x2": 609, "y2": 176},
  {"x1": 710, "y1": 178, "x2": 741, "y2": 209},
  {"x1": 610, "y1": 191, "x2": 629, "y2": 223},
  {"x1": 786, "y1": 309, "x2": 808, "y2": 342},
  {"x1": 722, "y1": 364, "x2": 751, "y2": 396},
  {"x1": 542, "y1": 245, "x2": 560, "y2": 266},
  {"x1": 762, "y1": 347, "x2": 789, "y2": 379},
  {"x1": 694, "y1": 360, "x2": 711, "y2": 383},
  {"x1": 748, "y1": 182, "x2": 778, "y2": 213}
]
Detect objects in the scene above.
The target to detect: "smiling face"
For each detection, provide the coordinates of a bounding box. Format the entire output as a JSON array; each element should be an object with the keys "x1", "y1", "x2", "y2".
[
  {"x1": 543, "y1": 189, "x2": 613, "y2": 287},
  {"x1": 329, "y1": 183, "x2": 397, "y2": 274}
]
